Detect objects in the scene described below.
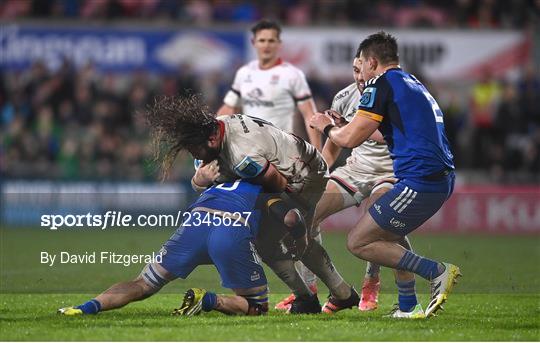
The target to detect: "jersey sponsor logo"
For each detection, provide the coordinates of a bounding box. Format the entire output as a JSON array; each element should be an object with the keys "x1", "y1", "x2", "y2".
[
  {"x1": 390, "y1": 217, "x2": 406, "y2": 228},
  {"x1": 248, "y1": 88, "x2": 263, "y2": 98},
  {"x1": 373, "y1": 203, "x2": 382, "y2": 214},
  {"x1": 270, "y1": 74, "x2": 280, "y2": 84},
  {"x1": 360, "y1": 87, "x2": 376, "y2": 108},
  {"x1": 244, "y1": 88, "x2": 275, "y2": 107},
  {"x1": 335, "y1": 90, "x2": 349, "y2": 101},
  {"x1": 234, "y1": 156, "x2": 264, "y2": 178}
]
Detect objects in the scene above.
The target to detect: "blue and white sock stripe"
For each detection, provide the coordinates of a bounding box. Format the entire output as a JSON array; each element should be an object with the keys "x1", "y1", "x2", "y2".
[
  {"x1": 143, "y1": 272, "x2": 160, "y2": 288},
  {"x1": 249, "y1": 287, "x2": 268, "y2": 297},
  {"x1": 148, "y1": 264, "x2": 167, "y2": 285},
  {"x1": 397, "y1": 250, "x2": 419, "y2": 271},
  {"x1": 248, "y1": 297, "x2": 269, "y2": 304},
  {"x1": 389, "y1": 186, "x2": 417, "y2": 213},
  {"x1": 142, "y1": 263, "x2": 169, "y2": 289},
  {"x1": 244, "y1": 287, "x2": 268, "y2": 304},
  {"x1": 90, "y1": 299, "x2": 101, "y2": 312},
  {"x1": 396, "y1": 280, "x2": 416, "y2": 296}
]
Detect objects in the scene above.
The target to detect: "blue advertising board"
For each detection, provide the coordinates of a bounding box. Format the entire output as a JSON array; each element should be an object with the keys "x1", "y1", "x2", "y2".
[{"x1": 0, "y1": 24, "x2": 246, "y2": 73}]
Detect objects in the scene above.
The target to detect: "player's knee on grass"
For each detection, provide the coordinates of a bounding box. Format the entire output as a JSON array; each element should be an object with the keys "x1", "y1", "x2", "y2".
[{"x1": 236, "y1": 286, "x2": 269, "y2": 316}]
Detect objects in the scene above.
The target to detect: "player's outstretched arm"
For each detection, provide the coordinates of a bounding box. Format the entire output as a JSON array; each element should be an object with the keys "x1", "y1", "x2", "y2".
[
  {"x1": 298, "y1": 99, "x2": 322, "y2": 151},
  {"x1": 310, "y1": 112, "x2": 380, "y2": 149}
]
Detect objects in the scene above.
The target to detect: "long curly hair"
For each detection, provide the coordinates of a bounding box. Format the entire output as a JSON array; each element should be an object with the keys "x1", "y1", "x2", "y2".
[{"x1": 145, "y1": 93, "x2": 218, "y2": 180}]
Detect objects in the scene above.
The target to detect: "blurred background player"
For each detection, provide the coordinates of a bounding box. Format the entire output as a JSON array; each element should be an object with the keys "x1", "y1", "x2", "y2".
[
  {"x1": 312, "y1": 52, "x2": 418, "y2": 316},
  {"x1": 217, "y1": 19, "x2": 322, "y2": 151},
  {"x1": 310, "y1": 31, "x2": 461, "y2": 318},
  {"x1": 217, "y1": 19, "x2": 323, "y2": 309},
  {"x1": 146, "y1": 94, "x2": 360, "y2": 313},
  {"x1": 58, "y1": 179, "x2": 308, "y2": 317}
]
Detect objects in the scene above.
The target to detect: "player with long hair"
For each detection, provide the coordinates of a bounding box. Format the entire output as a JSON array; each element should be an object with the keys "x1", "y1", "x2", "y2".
[{"x1": 146, "y1": 93, "x2": 359, "y2": 314}]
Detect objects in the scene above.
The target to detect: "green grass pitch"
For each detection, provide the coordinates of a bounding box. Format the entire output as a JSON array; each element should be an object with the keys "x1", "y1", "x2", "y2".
[{"x1": 1, "y1": 228, "x2": 539, "y2": 341}]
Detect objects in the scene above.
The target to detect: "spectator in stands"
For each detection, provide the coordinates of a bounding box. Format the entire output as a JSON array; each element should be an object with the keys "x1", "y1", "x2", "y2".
[{"x1": 469, "y1": 68, "x2": 501, "y2": 168}]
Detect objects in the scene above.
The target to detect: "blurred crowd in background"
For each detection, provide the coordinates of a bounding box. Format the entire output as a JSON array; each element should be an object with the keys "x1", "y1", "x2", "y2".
[
  {"x1": 1, "y1": 0, "x2": 539, "y2": 184},
  {"x1": 2, "y1": 58, "x2": 539, "y2": 184},
  {"x1": 1, "y1": 0, "x2": 539, "y2": 29}
]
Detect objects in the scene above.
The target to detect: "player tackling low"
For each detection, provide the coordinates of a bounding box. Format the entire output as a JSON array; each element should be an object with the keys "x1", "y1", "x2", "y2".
[
  {"x1": 310, "y1": 32, "x2": 461, "y2": 318},
  {"x1": 58, "y1": 180, "x2": 308, "y2": 316}
]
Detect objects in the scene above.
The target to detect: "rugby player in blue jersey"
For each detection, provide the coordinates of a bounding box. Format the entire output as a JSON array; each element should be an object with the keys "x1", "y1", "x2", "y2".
[
  {"x1": 58, "y1": 179, "x2": 309, "y2": 316},
  {"x1": 310, "y1": 31, "x2": 461, "y2": 318}
]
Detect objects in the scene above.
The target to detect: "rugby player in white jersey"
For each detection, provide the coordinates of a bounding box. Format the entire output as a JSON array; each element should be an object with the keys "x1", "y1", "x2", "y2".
[
  {"x1": 145, "y1": 94, "x2": 360, "y2": 314},
  {"x1": 217, "y1": 19, "x2": 321, "y2": 150},
  {"x1": 312, "y1": 53, "x2": 420, "y2": 317},
  {"x1": 217, "y1": 19, "x2": 323, "y2": 308}
]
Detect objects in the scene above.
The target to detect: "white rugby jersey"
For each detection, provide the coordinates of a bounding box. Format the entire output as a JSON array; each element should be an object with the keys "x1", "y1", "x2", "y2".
[
  {"x1": 331, "y1": 83, "x2": 394, "y2": 175},
  {"x1": 223, "y1": 59, "x2": 312, "y2": 133},
  {"x1": 214, "y1": 114, "x2": 325, "y2": 193}
]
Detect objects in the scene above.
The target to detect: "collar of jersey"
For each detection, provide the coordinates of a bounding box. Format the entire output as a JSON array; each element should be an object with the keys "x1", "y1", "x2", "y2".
[
  {"x1": 218, "y1": 120, "x2": 226, "y2": 150},
  {"x1": 258, "y1": 57, "x2": 283, "y2": 70}
]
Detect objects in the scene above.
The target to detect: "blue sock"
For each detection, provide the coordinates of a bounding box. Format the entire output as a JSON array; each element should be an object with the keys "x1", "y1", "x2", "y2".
[
  {"x1": 76, "y1": 299, "x2": 101, "y2": 314},
  {"x1": 202, "y1": 292, "x2": 217, "y2": 312},
  {"x1": 396, "y1": 280, "x2": 417, "y2": 312},
  {"x1": 397, "y1": 250, "x2": 444, "y2": 280}
]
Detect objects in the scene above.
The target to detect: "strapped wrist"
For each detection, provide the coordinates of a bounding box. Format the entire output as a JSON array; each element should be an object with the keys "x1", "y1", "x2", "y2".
[
  {"x1": 323, "y1": 124, "x2": 335, "y2": 138},
  {"x1": 191, "y1": 177, "x2": 208, "y2": 192}
]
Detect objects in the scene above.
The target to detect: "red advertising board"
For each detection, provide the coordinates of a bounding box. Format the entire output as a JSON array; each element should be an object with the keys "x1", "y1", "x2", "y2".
[{"x1": 321, "y1": 186, "x2": 540, "y2": 234}]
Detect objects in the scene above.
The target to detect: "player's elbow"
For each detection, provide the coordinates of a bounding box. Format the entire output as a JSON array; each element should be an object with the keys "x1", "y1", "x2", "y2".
[
  {"x1": 341, "y1": 140, "x2": 359, "y2": 149},
  {"x1": 339, "y1": 130, "x2": 369, "y2": 149},
  {"x1": 337, "y1": 134, "x2": 360, "y2": 149}
]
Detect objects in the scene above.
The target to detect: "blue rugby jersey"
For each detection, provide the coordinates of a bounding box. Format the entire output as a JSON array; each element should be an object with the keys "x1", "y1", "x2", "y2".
[
  {"x1": 187, "y1": 180, "x2": 262, "y2": 234},
  {"x1": 356, "y1": 68, "x2": 454, "y2": 179}
]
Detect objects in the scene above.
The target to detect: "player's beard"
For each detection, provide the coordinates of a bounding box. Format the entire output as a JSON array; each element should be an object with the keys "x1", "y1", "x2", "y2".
[{"x1": 201, "y1": 146, "x2": 220, "y2": 163}]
